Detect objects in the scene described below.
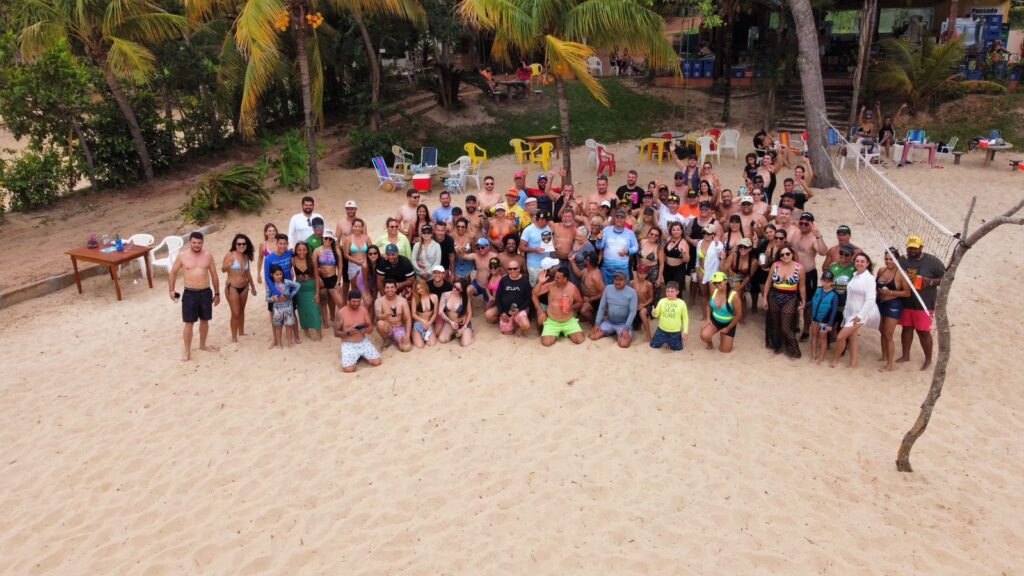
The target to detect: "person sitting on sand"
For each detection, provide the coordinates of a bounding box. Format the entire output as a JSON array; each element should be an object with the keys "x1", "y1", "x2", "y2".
[
  {"x1": 534, "y1": 267, "x2": 586, "y2": 346},
  {"x1": 375, "y1": 279, "x2": 412, "y2": 352},
  {"x1": 335, "y1": 289, "x2": 381, "y2": 373},
  {"x1": 438, "y1": 277, "x2": 474, "y2": 347},
  {"x1": 266, "y1": 264, "x2": 300, "y2": 349},
  {"x1": 410, "y1": 278, "x2": 439, "y2": 348},
  {"x1": 590, "y1": 270, "x2": 638, "y2": 348},
  {"x1": 169, "y1": 231, "x2": 221, "y2": 362}
]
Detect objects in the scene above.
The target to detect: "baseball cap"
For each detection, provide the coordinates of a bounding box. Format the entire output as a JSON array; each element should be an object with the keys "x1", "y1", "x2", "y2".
[
  {"x1": 699, "y1": 201, "x2": 712, "y2": 209},
  {"x1": 324, "y1": 229, "x2": 336, "y2": 239},
  {"x1": 535, "y1": 210, "x2": 551, "y2": 220},
  {"x1": 613, "y1": 208, "x2": 628, "y2": 217},
  {"x1": 740, "y1": 195, "x2": 754, "y2": 204},
  {"x1": 837, "y1": 225, "x2": 852, "y2": 234},
  {"x1": 540, "y1": 257, "x2": 560, "y2": 270},
  {"x1": 822, "y1": 271, "x2": 835, "y2": 281},
  {"x1": 839, "y1": 244, "x2": 855, "y2": 256},
  {"x1": 493, "y1": 204, "x2": 506, "y2": 212},
  {"x1": 476, "y1": 238, "x2": 490, "y2": 247},
  {"x1": 431, "y1": 265, "x2": 445, "y2": 273},
  {"x1": 906, "y1": 236, "x2": 924, "y2": 249},
  {"x1": 525, "y1": 196, "x2": 538, "y2": 204},
  {"x1": 600, "y1": 200, "x2": 612, "y2": 208},
  {"x1": 799, "y1": 212, "x2": 815, "y2": 222},
  {"x1": 711, "y1": 271, "x2": 728, "y2": 283},
  {"x1": 738, "y1": 238, "x2": 753, "y2": 248},
  {"x1": 344, "y1": 200, "x2": 358, "y2": 208},
  {"x1": 538, "y1": 174, "x2": 548, "y2": 181},
  {"x1": 385, "y1": 243, "x2": 399, "y2": 254},
  {"x1": 506, "y1": 187, "x2": 519, "y2": 196},
  {"x1": 667, "y1": 194, "x2": 681, "y2": 203},
  {"x1": 513, "y1": 172, "x2": 524, "y2": 179},
  {"x1": 613, "y1": 270, "x2": 628, "y2": 279},
  {"x1": 674, "y1": 171, "x2": 685, "y2": 179},
  {"x1": 421, "y1": 224, "x2": 433, "y2": 234},
  {"x1": 686, "y1": 189, "x2": 699, "y2": 198},
  {"x1": 311, "y1": 216, "x2": 324, "y2": 228}
]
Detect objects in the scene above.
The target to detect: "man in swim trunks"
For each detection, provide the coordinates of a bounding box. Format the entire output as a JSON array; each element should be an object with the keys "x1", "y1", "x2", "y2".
[
  {"x1": 897, "y1": 235, "x2": 945, "y2": 371},
  {"x1": 590, "y1": 270, "x2": 638, "y2": 348},
  {"x1": 168, "y1": 231, "x2": 221, "y2": 362},
  {"x1": 374, "y1": 279, "x2": 412, "y2": 352},
  {"x1": 534, "y1": 267, "x2": 586, "y2": 346},
  {"x1": 336, "y1": 289, "x2": 381, "y2": 372}
]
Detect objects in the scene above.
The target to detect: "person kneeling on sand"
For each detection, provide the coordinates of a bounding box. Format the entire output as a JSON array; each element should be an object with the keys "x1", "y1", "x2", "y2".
[
  {"x1": 533, "y1": 267, "x2": 586, "y2": 346},
  {"x1": 336, "y1": 290, "x2": 381, "y2": 373},
  {"x1": 590, "y1": 270, "x2": 638, "y2": 348},
  {"x1": 375, "y1": 280, "x2": 412, "y2": 352},
  {"x1": 487, "y1": 258, "x2": 533, "y2": 336}
]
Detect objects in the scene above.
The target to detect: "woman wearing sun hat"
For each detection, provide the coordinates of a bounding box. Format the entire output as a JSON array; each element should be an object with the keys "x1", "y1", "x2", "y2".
[{"x1": 701, "y1": 271, "x2": 741, "y2": 353}]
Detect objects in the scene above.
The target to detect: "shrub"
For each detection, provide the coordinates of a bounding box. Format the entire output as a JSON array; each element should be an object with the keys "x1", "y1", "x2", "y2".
[
  {"x1": 0, "y1": 149, "x2": 66, "y2": 211},
  {"x1": 85, "y1": 91, "x2": 175, "y2": 187},
  {"x1": 181, "y1": 164, "x2": 270, "y2": 224},
  {"x1": 347, "y1": 126, "x2": 401, "y2": 168},
  {"x1": 260, "y1": 130, "x2": 310, "y2": 190}
]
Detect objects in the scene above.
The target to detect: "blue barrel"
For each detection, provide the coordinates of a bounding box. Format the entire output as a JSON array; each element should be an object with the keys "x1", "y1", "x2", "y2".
[
  {"x1": 702, "y1": 58, "x2": 715, "y2": 78},
  {"x1": 683, "y1": 60, "x2": 692, "y2": 78}
]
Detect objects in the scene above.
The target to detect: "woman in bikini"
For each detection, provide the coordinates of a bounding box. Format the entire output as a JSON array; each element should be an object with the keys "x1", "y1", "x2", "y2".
[
  {"x1": 410, "y1": 278, "x2": 439, "y2": 348},
  {"x1": 344, "y1": 218, "x2": 371, "y2": 295},
  {"x1": 438, "y1": 277, "x2": 475, "y2": 346},
  {"x1": 486, "y1": 205, "x2": 515, "y2": 245},
  {"x1": 256, "y1": 223, "x2": 277, "y2": 285},
  {"x1": 761, "y1": 245, "x2": 805, "y2": 358},
  {"x1": 637, "y1": 226, "x2": 664, "y2": 290},
  {"x1": 662, "y1": 221, "x2": 689, "y2": 296},
  {"x1": 452, "y1": 217, "x2": 477, "y2": 279},
  {"x1": 701, "y1": 271, "x2": 741, "y2": 353},
  {"x1": 484, "y1": 257, "x2": 504, "y2": 310},
  {"x1": 723, "y1": 237, "x2": 755, "y2": 321},
  {"x1": 222, "y1": 233, "x2": 257, "y2": 342},
  {"x1": 721, "y1": 214, "x2": 747, "y2": 254},
  {"x1": 313, "y1": 230, "x2": 343, "y2": 327},
  {"x1": 696, "y1": 179, "x2": 715, "y2": 204},
  {"x1": 363, "y1": 245, "x2": 381, "y2": 315},
  {"x1": 876, "y1": 248, "x2": 911, "y2": 371}
]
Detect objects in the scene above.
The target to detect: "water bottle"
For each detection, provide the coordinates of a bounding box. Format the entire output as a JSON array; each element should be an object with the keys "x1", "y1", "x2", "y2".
[
  {"x1": 102, "y1": 234, "x2": 110, "y2": 246},
  {"x1": 115, "y1": 233, "x2": 124, "y2": 252}
]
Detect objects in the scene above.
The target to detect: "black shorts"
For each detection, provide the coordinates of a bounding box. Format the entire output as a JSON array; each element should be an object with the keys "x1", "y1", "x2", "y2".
[
  {"x1": 182, "y1": 288, "x2": 213, "y2": 323},
  {"x1": 805, "y1": 269, "x2": 818, "y2": 303},
  {"x1": 711, "y1": 315, "x2": 737, "y2": 338},
  {"x1": 322, "y1": 275, "x2": 338, "y2": 290}
]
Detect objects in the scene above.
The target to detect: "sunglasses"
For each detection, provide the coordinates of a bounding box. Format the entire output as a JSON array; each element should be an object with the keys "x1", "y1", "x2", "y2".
[
  {"x1": 798, "y1": 222, "x2": 811, "y2": 226},
  {"x1": 485, "y1": 182, "x2": 495, "y2": 186},
  {"x1": 488, "y1": 264, "x2": 499, "y2": 268},
  {"x1": 739, "y1": 245, "x2": 751, "y2": 249},
  {"x1": 780, "y1": 252, "x2": 793, "y2": 257},
  {"x1": 235, "y1": 242, "x2": 247, "y2": 246},
  {"x1": 507, "y1": 267, "x2": 520, "y2": 271},
  {"x1": 775, "y1": 236, "x2": 785, "y2": 240},
  {"x1": 412, "y1": 195, "x2": 421, "y2": 199},
  {"x1": 388, "y1": 224, "x2": 398, "y2": 229}
]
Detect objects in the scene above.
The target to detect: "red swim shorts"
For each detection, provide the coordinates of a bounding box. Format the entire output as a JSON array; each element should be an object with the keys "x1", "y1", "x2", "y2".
[{"x1": 899, "y1": 309, "x2": 934, "y2": 332}]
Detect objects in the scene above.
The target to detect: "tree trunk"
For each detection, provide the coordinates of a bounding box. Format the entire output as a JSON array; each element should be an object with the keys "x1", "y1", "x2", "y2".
[
  {"x1": 351, "y1": 9, "x2": 382, "y2": 131},
  {"x1": 720, "y1": 11, "x2": 735, "y2": 123},
  {"x1": 555, "y1": 76, "x2": 573, "y2": 183},
  {"x1": 100, "y1": 64, "x2": 155, "y2": 181},
  {"x1": 787, "y1": 0, "x2": 837, "y2": 188},
  {"x1": 70, "y1": 118, "x2": 98, "y2": 190},
  {"x1": 896, "y1": 198, "x2": 1024, "y2": 472},
  {"x1": 162, "y1": 84, "x2": 176, "y2": 161},
  {"x1": 847, "y1": 0, "x2": 878, "y2": 131},
  {"x1": 293, "y1": 13, "x2": 320, "y2": 191}
]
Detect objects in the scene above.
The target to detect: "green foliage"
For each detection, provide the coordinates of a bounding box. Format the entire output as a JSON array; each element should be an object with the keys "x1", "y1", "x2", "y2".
[
  {"x1": 85, "y1": 92, "x2": 175, "y2": 187},
  {"x1": 260, "y1": 130, "x2": 311, "y2": 190},
  {"x1": 346, "y1": 126, "x2": 402, "y2": 168},
  {"x1": 1009, "y1": 6, "x2": 1024, "y2": 30},
  {"x1": 181, "y1": 164, "x2": 270, "y2": 224},
  {"x1": 871, "y1": 38, "x2": 966, "y2": 111},
  {"x1": 0, "y1": 149, "x2": 66, "y2": 211},
  {"x1": 915, "y1": 93, "x2": 1024, "y2": 155}
]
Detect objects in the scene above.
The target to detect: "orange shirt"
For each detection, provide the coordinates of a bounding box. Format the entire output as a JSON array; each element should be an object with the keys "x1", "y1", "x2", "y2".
[{"x1": 678, "y1": 203, "x2": 700, "y2": 219}]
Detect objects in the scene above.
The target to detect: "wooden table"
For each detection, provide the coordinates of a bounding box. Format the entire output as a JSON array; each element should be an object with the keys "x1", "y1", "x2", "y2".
[
  {"x1": 66, "y1": 244, "x2": 153, "y2": 300},
  {"x1": 525, "y1": 134, "x2": 561, "y2": 159},
  {"x1": 496, "y1": 80, "x2": 529, "y2": 99},
  {"x1": 981, "y1": 143, "x2": 1013, "y2": 167}
]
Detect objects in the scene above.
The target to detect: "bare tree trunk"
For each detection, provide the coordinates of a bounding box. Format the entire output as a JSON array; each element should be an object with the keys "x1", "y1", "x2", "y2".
[
  {"x1": 293, "y1": 12, "x2": 320, "y2": 191},
  {"x1": 847, "y1": 0, "x2": 878, "y2": 131},
  {"x1": 70, "y1": 118, "x2": 98, "y2": 190},
  {"x1": 351, "y1": 9, "x2": 382, "y2": 131},
  {"x1": 555, "y1": 76, "x2": 572, "y2": 183},
  {"x1": 720, "y1": 10, "x2": 735, "y2": 123},
  {"x1": 787, "y1": 0, "x2": 837, "y2": 188},
  {"x1": 896, "y1": 197, "x2": 1024, "y2": 472},
  {"x1": 100, "y1": 64, "x2": 155, "y2": 181}
]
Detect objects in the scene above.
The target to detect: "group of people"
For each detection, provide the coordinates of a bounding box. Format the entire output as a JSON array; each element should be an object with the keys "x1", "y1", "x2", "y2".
[{"x1": 168, "y1": 142, "x2": 945, "y2": 373}]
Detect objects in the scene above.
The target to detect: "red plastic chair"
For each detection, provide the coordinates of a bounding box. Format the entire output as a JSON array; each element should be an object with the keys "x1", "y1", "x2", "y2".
[
  {"x1": 706, "y1": 128, "x2": 721, "y2": 150},
  {"x1": 597, "y1": 145, "x2": 616, "y2": 177}
]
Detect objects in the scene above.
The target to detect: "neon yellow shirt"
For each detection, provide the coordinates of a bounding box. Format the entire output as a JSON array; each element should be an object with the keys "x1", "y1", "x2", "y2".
[{"x1": 653, "y1": 297, "x2": 689, "y2": 333}]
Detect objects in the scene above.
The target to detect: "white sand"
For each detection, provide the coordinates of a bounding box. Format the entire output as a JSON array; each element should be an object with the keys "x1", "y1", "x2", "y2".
[{"x1": 1, "y1": 138, "x2": 1023, "y2": 574}]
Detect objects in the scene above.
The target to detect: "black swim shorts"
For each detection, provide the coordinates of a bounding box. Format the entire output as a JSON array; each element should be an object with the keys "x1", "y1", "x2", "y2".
[{"x1": 182, "y1": 287, "x2": 213, "y2": 323}]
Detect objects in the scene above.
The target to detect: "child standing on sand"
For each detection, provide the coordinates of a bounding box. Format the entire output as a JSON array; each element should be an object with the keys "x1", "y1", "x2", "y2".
[
  {"x1": 267, "y1": 265, "x2": 301, "y2": 349},
  {"x1": 651, "y1": 281, "x2": 689, "y2": 351},
  {"x1": 810, "y1": 271, "x2": 839, "y2": 364}
]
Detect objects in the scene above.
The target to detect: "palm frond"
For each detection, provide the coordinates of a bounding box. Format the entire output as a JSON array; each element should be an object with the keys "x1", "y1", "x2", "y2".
[
  {"x1": 309, "y1": 30, "x2": 325, "y2": 128},
  {"x1": 543, "y1": 34, "x2": 607, "y2": 106},
  {"x1": 563, "y1": 0, "x2": 678, "y2": 72},
  {"x1": 458, "y1": 0, "x2": 535, "y2": 50},
  {"x1": 113, "y1": 13, "x2": 190, "y2": 45},
  {"x1": 106, "y1": 35, "x2": 158, "y2": 81},
  {"x1": 17, "y1": 20, "x2": 66, "y2": 61},
  {"x1": 340, "y1": 0, "x2": 427, "y2": 27}
]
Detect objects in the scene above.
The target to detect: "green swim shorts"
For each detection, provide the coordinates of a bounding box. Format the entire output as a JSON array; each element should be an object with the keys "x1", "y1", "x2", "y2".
[{"x1": 541, "y1": 316, "x2": 583, "y2": 338}]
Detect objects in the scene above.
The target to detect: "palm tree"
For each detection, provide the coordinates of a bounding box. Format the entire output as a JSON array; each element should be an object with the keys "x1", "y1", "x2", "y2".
[
  {"x1": 17, "y1": 0, "x2": 189, "y2": 182},
  {"x1": 786, "y1": 0, "x2": 836, "y2": 188},
  {"x1": 871, "y1": 37, "x2": 993, "y2": 112},
  {"x1": 458, "y1": 0, "x2": 678, "y2": 182}
]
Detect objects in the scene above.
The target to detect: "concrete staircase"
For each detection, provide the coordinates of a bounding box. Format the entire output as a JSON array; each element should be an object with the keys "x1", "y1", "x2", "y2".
[{"x1": 776, "y1": 85, "x2": 852, "y2": 133}]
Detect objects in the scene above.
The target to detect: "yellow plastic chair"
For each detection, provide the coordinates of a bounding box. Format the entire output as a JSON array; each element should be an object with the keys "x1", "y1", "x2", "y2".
[
  {"x1": 529, "y1": 63, "x2": 544, "y2": 89},
  {"x1": 464, "y1": 142, "x2": 488, "y2": 169},
  {"x1": 510, "y1": 138, "x2": 531, "y2": 164},
  {"x1": 529, "y1": 142, "x2": 553, "y2": 172}
]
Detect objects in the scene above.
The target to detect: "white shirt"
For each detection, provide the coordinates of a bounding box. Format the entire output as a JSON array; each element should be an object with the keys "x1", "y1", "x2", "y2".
[
  {"x1": 288, "y1": 211, "x2": 323, "y2": 249},
  {"x1": 843, "y1": 270, "x2": 880, "y2": 329},
  {"x1": 658, "y1": 204, "x2": 688, "y2": 233},
  {"x1": 700, "y1": 239, "x2": 725, "y2": 284}
]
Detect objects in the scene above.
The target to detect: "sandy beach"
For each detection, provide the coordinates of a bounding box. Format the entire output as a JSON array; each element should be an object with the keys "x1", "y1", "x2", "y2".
[{"x1": 1, "y1": 134, "x2": 1023, "y2": 574}]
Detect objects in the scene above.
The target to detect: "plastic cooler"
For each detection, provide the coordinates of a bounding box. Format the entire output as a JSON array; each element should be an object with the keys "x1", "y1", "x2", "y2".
[{"x1": 413, "y1": 173, "x2": 432, "y2": 192}]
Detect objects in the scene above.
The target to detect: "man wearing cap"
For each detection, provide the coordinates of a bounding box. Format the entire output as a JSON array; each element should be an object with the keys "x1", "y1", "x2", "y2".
[
  {"x1": 376, "y1": 243, "x2": 416, "y2": 296},
  {"x1": 588, "y1": 175, "x2": 615, "y2": 206},
  {"x1": 288, "y1": 196, "x2": 322, "y2": 250},
  {"x1": 657, "y1": 193, "x2": 687, "y2": 232},
  {"x1": 738, "y1": 194, "x2": 767, "y2": 238},
  {"x1": 524, "y1": 196, "x2": 539, "y2": 221},
  {"x1": 396, "y1": 188, "x2": 421, "y2": 238},
  {"x1": 828, "y1": 244, "x2": 857, "y2": 339},
  {"x1": 412, "y1": 225, "x2": 442, "y2": 277},
  {"x1": 897, "y1": 236, "x2": 945, "y2": 370},
  {"x1": 590, "y1": 270, "x2": 638, "y2": 347},
  {"x1": 432, "y1": 190, "x2": 455, "y2": 225},
  {"x1": 305, "y1": 217, "x2": 325, "y2": 251},
  {"x1": 595, "y1": 209, "x2": 639, "y2": 285},
  {"x1": 669, "y1": 143, "x2": 700, "y2": 191},
  {"x1": 511, "y1": 171, "x2": 529, "y2": 208},
  {"x1": 777, "y1": 191, "x2": 803, "y2": 221},
  {"x1": 791, "y1": 211, "x2": 829, "y2": 340},
  {"x1": 335, "y1": 289, "x2": 381, "y2": 373},
  {"x1": 520, "y1": 211, "x2": 554, "y2": 286},
  {"x1": 464, "y1": 238, "x2": 497, "y2": 302},
  {"x1": 615, "y1": 169, "x2": 644, "y2": 209},
  {"x1": 427, "y1": 265, "x2": 452, "y2": 299},
  {"x1": 501, "y1": 187, "x2": 531, "y2": 232},
  {"x1": 822, "y1": 225, "x2": 863, "y2": 270},
  {"x1": 336, "y1": 200, "x2": 360, "y2": 238},
  {"x1": 526, "y1": 168, "x2": 563, "y2": 215},
  {"x1": 533, "y1": 266, "x2": 586, "y2": 346}
]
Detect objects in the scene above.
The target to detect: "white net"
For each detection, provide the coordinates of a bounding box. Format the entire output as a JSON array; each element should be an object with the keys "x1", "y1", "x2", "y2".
[{"x1": 818, "y1": 115, "x2": 957, "y2": 312}]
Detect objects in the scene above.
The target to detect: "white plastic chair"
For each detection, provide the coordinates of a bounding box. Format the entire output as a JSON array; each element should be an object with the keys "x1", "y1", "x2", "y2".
[
  {"x1": 443, "y1": 156, "x2": 472, "y2": 194},
  {"x1": 463, "y1": 159, "x2": 481, "y2": 190},
  {"x1": 839, "y1": 141, "x2": 879, "y2": 171},
  {"x1": 585, "y1": 138, "x2": 599, "y2": 167},
  {"x1": 149, "y1": 235, "x2": 184, "y2": 276},
  {"x1": 120, "y1": 233, "x2": 155, "y2": 277},
  {"x1": 696, "y1": 135, "x2": 719, "y2": 166},
  {"x1": 718, "y1": 129, "x2": 740, "y2": 158},
  {"x1": 586, "y1": 57, "x2": 603, "y2": 77}
]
